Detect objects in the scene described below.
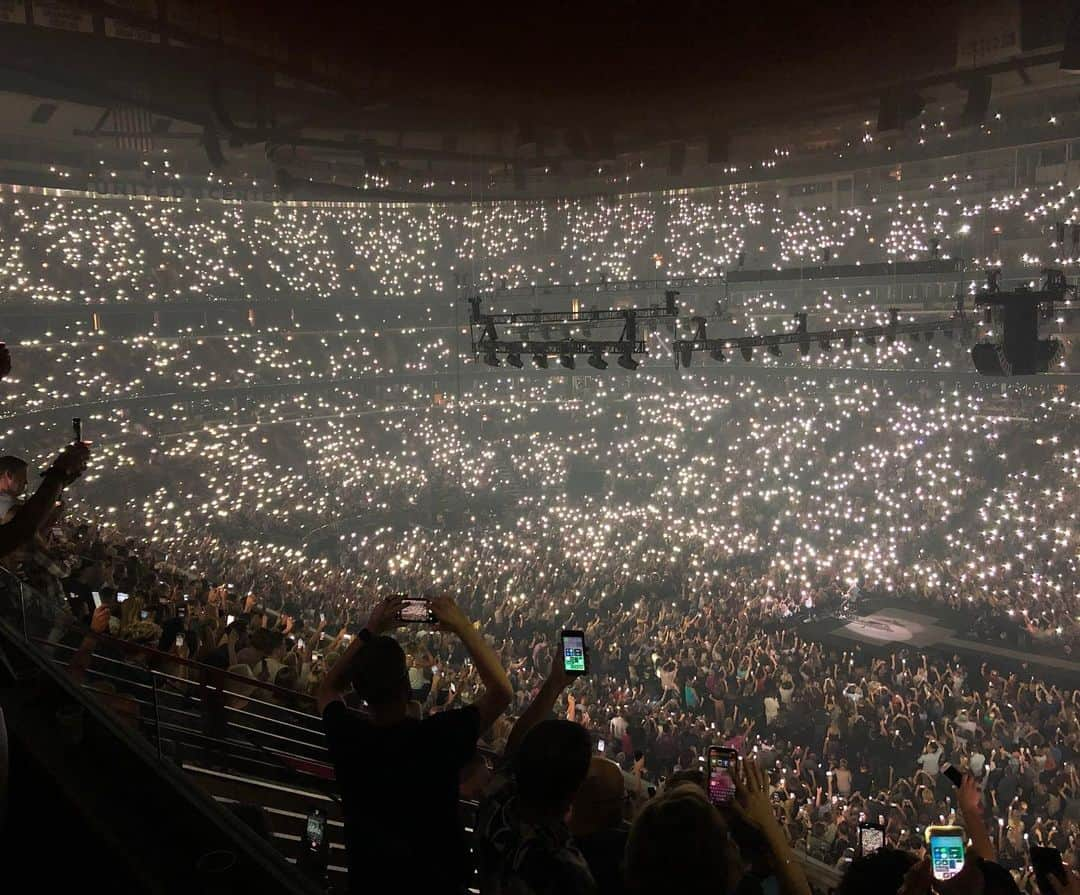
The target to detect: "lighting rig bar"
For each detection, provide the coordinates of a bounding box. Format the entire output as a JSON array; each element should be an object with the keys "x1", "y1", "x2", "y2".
[
  {"x1": 469, "y1": 292, "x2": 680, "y2": 370},
  {"x1": 467, "y1": 291, "x2": 678, "y2": 326},
  {"x1": 673, "y1": 308, "x2": 973, "y2": 368}
]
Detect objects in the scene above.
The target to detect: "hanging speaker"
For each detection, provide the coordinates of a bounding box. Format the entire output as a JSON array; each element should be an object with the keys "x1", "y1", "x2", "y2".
[
  {"x1": 706, "y1": 131, "x2": 729, "y2": 165},
  {"x1": 668, "y1": 142, "x2": 686, "y2": 176},
  {"x1": 960, "y1": 76, "x2": 992, "y2": 128},
  {"x1": 1063, "y1": 7, "x2": 1080, "y2": 72}
]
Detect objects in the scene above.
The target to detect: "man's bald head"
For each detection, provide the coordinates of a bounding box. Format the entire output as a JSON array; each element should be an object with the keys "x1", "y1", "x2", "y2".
[{"x1": 570, "y1": 756, "x2": 626, "y2": 836}]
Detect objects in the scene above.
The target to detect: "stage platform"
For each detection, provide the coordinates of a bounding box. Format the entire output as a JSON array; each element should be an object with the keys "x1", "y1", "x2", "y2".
[{"x1": 799, "y1": 600, "x2": 1080, "y2": 685}]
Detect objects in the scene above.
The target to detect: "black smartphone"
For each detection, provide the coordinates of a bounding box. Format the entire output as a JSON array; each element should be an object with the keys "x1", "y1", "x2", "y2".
[
  {"x1": 560, "y1": 629, "x2": 588, "y2": 676},
  {"x1": 707, "y1": 746, "x2": 738, "y2": 807},
  {"x1": 396, "y1": 597, "x2": 436, "y2": 623},
  {"x1": 1031, "y1": 846, "x2": 1067, "y2": 895},
  {"x1": 942, "y1": 764, "x2": 963, "y2": 788},
  {"x1": 72, "y1": 417, "x2": 82, "y2": 442},
  {"x1": 858, "y1": 822, "x2": 885, "y2": 856}
]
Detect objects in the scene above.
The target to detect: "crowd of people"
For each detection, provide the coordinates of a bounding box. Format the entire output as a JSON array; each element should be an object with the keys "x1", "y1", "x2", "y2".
[
  {"x1": 1, "y1": 332, "x2": 1079, "y2": 892},
  {"x1": 0, "y1": 161, "x2": 1078, "y2": 305},
  {"x1": 0, "y1": 138, "x2": 1079, "y2": 893}
]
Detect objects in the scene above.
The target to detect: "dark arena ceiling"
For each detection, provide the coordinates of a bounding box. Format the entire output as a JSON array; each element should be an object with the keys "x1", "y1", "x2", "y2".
[{"x1": 0, "y1": 0, "x2": 1073, "y2": 200}]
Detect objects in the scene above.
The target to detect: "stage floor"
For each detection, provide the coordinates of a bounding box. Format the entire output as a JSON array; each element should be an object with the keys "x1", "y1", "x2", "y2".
[{"x1": 801, "y1": 600, "x2": 1080, "y2": 683}]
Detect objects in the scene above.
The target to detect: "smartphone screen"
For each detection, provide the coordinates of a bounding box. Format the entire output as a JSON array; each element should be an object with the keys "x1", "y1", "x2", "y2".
[
  {"x1": 598, "y1": 738, "x2": 606, "y2": 753},
  {"x1": 929, "y1": 830, "x2": 965, "y2": 881},
  {"x1": 306, "y1": 812, "x2": 325, "y2": 848},
  {"x1": 175, "y1": 633, "x2": 185, "y2": 648},
  {"x1": 561, "y1": 630, "x2": 588, "y2": 675},
  {"x1": 397, "y1": 598, "x2": 436, "y2": 623},
  {"x1": 859, "y1": 824, "x2": 885, "y2": 855},
  {"x1": 313, "y1": 652, "x2": 323, "y2": 662},
  {"x1": 91, "y1": 591, "x2": 102, "y2": 609},
  {"x1": 226, "y1": 614, "x2": 236, "y2": 625},
  {"x1": 140, "y1": 610, "x2": 149, "y2": 620},
  {"x1": 708, "y1": 747, "x2": 738, "y2": 807}
]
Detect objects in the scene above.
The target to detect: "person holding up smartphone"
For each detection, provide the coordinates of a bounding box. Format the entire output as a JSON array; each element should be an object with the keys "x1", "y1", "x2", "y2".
[
  {"x1": 0, "y1": 441, "x2": 89, "y2": 559},
  {"x1": 317, "y1": 593, "x2": 512, "y2": 895}
]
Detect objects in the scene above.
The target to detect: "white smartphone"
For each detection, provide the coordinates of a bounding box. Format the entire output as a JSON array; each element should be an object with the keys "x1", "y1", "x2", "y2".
[{"x1": 116, "y1": 592, "x2": 128, "y2": 603}]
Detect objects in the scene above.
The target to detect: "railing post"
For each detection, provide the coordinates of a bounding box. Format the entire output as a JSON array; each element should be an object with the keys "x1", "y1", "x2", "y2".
[{"x1": 151, "y1": 672, "x2": 163, "y2": 761}]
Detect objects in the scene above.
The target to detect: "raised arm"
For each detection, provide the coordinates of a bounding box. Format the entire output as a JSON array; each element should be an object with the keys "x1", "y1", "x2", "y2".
[
  {"x1": 504, "y1": 656, "x2": 572, "y2": 759},
  {"x1": 0, "y1": 443, "x2": 89, "y2": 557},
  {"x1": 316, "y1": 595, "x2": 404, "y2": 714},
  {"x1": 430, "y1": 595, "x2": 512, "y2": 733}
]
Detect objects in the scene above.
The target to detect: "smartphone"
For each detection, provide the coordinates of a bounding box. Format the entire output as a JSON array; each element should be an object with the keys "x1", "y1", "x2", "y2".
[
  {"x1": 320, "y1": 611, "x2": 326, "y2": 622},
  {"x1": 707, "y1": 746, "x2": 738, "y2": 807},
  {"x1": 396, "y1": 597, "x2": 436, "y2": 623},
  {"x1": 226, "y1": 614, "x2": 236, "y2": 625},
  {"x1": 942, "y1": 763, "x2": 963, "y2": 788},
  {"x1": 296, "y1": 638, "x2": 304, "y2": 651},
  {"x1": 117, "y1": 592, "x2": 128, "y2": 603},
  {"x1": 177, "y1": 604, "x2": 188, "y2": 620},
  {"x1": 561, "y1": 629, "x2": 588, "y2": 676},
  {"x1": 858, "y1": 822, "x2": 885, "y2": 856},
  {"x1": 313, "y1": 651, "x2": 323, "y2": 662},
  {"x1": 175, "y1": 633, "x2": 185, "y2": 648},
  {"x1": 91, "y1": 591, "x2": 102, "y2": 609},
  {"x1": 305, "y1": 809, "x2": 326, "y2": 850},
  {"x1": 927, "y1": 825, "x2": 966, "y2": 881},
  {"x1": 1030, "y1": 846, "x2": 1067, "y2": 895},
  {"x1": 140, "y1": 610, "x2": 149, "y2": 620},
  {"x1": 598, "y1": 738, "x2": 606, "y2": 753},
  {"x1": 72, "y1": 417, "x2": 82, "y2": 442}
]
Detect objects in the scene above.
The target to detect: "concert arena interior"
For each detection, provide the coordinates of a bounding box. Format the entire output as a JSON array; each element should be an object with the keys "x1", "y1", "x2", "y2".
[{"x1": 1, "y1": 3, "x2": 1080, "y2": 894}]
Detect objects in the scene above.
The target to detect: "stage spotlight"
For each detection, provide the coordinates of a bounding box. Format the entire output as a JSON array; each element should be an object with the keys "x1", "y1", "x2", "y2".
[
  {"x1": 740, "y1": 345, "x2": 753, "y2": 361},
  {"x1": 483, "y1": 349, "x2": 499, "y2": 367},
  {"x1": 587, "y1": 349, "x2": 608, "y2": 370},
  {"x1": 709, "y1": 346, "x2": 726, "y2": 362},
  {"x1": 507, "y1": 352, "x2": 523, "y2": 369},
  {"x1": 768, "y1": 342, "x2": 782, "y2": 358},
  {"x1": 617, "y1": 351, "x2": 639, "y2": 371},
  {"x1": 559, "y1": 353, "x2": 575, "y2": 370},
  {"x1": 533, "y1": 353, "x2": 549, "y2": 369}
]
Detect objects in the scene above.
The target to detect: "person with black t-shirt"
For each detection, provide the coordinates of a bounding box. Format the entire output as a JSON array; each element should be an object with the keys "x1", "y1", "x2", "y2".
[{"x1": 317, "y1": 594, "x2": 513, "y2": 894}]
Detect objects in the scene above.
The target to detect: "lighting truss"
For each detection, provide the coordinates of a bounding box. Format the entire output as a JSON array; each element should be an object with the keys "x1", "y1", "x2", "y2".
[
  {"x1": 673, "y1": 308, "x2": 974, "y2": 369},
  {"x1": 469, "y1": 292, "x2": 678, "y2": 367}
]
